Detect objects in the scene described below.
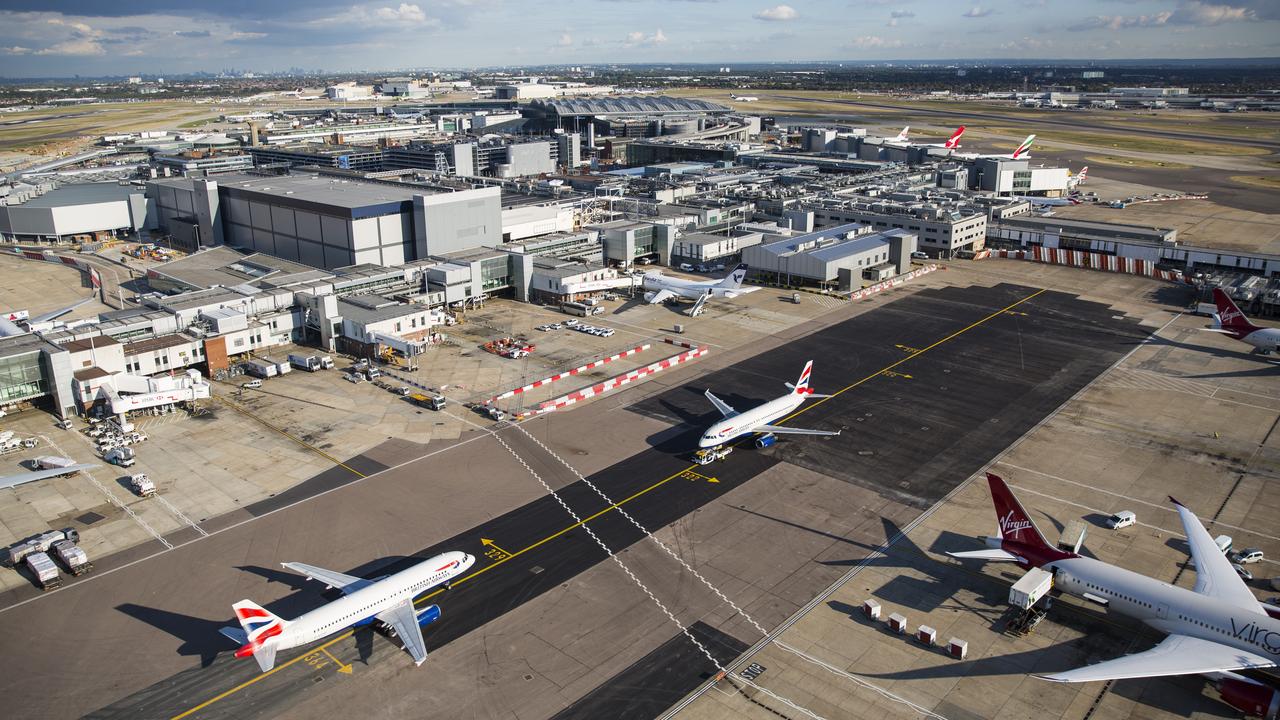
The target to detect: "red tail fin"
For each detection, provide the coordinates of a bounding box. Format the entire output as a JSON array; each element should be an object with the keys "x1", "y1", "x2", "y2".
[
  {"x1": 945, "y1": 126, "x2": 965, "y2": 149},
  {"x1": 1213, "y1": 289, "x2": 1258, "y2": 334},
  {"x1": 986, "y1": 473, "x2": 1054, "y2": 551}
]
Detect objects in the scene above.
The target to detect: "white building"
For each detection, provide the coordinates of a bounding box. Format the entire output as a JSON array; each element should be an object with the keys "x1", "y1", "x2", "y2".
[{"x1": 326, "y1": 83, "x2": 374, "y2": 101}]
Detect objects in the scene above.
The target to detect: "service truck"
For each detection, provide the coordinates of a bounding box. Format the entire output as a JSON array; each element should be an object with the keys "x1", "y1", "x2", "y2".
[
  {"x1": 51, "y1": 539, "x2": 91, "y2": 575},
  {"x1": 25, "y1": 551, "x2": 61, "y2": 590},
  {"x1": 288, "y1": 354, "x2": 334, "y2": 372},
  {"x1": 128, "y1": 473, "x2": 156, "y2": 497},
  {"x1": 31, "y1": 456, "x2": 78, "y2": 475},
  {"x1": 409, "y1": 393, "x2": 447, "y2": 411},
  {"x1": 244, "y1": 359, "x2": 277, "y2": 378},
  {"x1": 105, "y1": 446, "x2": 136, "y2": 467},
  {"x1": 3, "y1": 528, "x2": 80, "y2": 568},
  {"x1": 1009, "y1": 567, "x2": 1053, "y2": 610}
]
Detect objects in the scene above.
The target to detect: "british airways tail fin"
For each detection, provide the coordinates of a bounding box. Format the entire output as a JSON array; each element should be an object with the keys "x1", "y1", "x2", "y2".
[
  {"x1": 231, "y1": 600, "x2": 288, "y2": 671},
  {"x1": 894, "y1": 126, "x2": 909, "y2": 142},
  {"x1": 792, "y1": 360, "x2": 814, "y2": 395}
]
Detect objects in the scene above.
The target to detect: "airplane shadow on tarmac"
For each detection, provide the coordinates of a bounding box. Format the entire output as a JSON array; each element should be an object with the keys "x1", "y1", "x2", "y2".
[{"x1": 117, "y1": 558, "x2": 418, "y2": 667}]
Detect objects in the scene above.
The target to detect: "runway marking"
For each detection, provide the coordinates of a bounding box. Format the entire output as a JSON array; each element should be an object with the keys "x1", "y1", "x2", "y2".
[
  {"x1": 318, "y1": 647, "x2": 352, "y2": 674},
  {"x1": 174, "y1": 287, "x2": 1049, "y2": 720},
  {"x1": 881, "y1": 370, "x2": 912, "y2": 380},
  {"x1": 480, "y1": 537, "x2": 512, "y2": 561},
  {"x1": 679, "y1": 469, "x2": 720, "y2": 484}
]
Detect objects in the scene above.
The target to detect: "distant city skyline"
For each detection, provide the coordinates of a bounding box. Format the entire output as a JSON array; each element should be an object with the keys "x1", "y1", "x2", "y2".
[{"x1": 0, "y1": 1, "x2": 1277, "y2": 77}]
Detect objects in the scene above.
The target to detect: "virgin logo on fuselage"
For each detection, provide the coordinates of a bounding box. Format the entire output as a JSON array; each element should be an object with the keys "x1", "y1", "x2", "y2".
[{"x1": 999, "y1": 510, "x2": 1033, "y2": 538}]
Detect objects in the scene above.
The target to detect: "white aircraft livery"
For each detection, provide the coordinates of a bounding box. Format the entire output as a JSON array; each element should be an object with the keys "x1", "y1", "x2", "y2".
[
  {"x1": 951, "y1": 474, "x2": 1280, "y2": 719},
  {"x1": 223, "y1": 551, "x2": 475, "y2": 672},
  {"x1": 642, "y1": 263, "x2": 754, "y2": 305},
  {"x1": 699, "y1": 361, "x2": 841, "y2": 448},
  {"x1": 1206, "y1": 288, "x2": 1280, "y2": 356},
  {"x1": 954, "y1": 134, "x2": 1035, "y2": 160}
]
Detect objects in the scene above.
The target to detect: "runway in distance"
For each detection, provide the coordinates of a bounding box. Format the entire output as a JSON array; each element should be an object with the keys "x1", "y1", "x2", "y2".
[
  {"x1": 223, "y1": 551, "x2": 475, "y2": 672},
  {"x1": 950, "y1": 474, "x2": 1280, "y2": 719},
  {"x1": 641, "y1": 263, "x2": 755, "y2": 305},
  {"x1": 1206, "y1": 288, "x2": 1280, "y2": 355},
  {"x1": 699, "y1": 360, "x2": 840, "y2": 448}
]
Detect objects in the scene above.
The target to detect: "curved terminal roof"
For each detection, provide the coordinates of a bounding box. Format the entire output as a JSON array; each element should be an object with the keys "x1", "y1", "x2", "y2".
[{"x1": 530, "y1": 95, "x2": 730, "y2": 117}]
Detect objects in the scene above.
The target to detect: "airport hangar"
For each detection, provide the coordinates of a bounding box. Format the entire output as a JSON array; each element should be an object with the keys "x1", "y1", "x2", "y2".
[{"x1": 0, "y1": 183, "x2": 149, "y2": 243}]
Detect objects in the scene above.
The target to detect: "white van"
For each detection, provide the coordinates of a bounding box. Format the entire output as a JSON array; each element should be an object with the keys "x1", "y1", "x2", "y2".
[
  {"x1": 242, "y1": 379, "x2": 263, "y2": 389},
  {"x1": 1215, "y1": 535, "x2": 1233, "y2": 555},
  {"x1": 1106, "y1": 511, "x2": 1136, "y2": 530},
  {"x1": 678, "y1": 263, "x2": 695, "y2": 272}
]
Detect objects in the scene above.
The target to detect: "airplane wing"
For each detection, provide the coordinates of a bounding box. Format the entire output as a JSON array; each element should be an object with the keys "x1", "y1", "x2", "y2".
[
  {"x1": 0, "y1": 464, "x2": 99, "y2": 490},
  {"x1": 377, "y1": 599, "x2": 428, "y2": 665},
  {"x1": 282, "y1": 561, "x2": 373, "y2": 595},
  {"x1": 756, "y1": 425, "x2": 840, "y2": 437},
  {"x1": 645, "y1": 289, "x2": 676, "y2": 305},
  {"x1": 947, "y1": 548, "x2": 1021, "y2": 562},
  {"x1": 704, "y1": 390, "x2": 737, "y2": 418},
  {"x1": 1171, "y1": 497, "x2": 1262, "y2": 612},
  {"x1": 1038, "y1": 634, "x2": 1274, "y2": 683},
  {"x1": 31, "y1": 297, "x2": 94, "y2": 324}
]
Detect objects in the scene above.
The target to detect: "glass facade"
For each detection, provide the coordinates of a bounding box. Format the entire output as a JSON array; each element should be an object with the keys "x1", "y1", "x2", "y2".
[{"x1": 0, "y1": 350, "x2": 47, "y2": 404}]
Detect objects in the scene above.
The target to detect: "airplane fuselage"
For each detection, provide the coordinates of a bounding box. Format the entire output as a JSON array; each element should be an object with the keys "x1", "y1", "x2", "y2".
[
  {"x1": 273, "y1": 552, "x2": 474, "y2": 650},
  {"x1": 1012, "y1": 545, "x2": 1280, "y2": 663},
  {"x1": 700, "y1": 394, "x2": 804, "y2": 448},
  {"x1": 642, "y1": 273, "x2": 731, "y2": 302},
  {"x1": 1240, "y1": 328, "x2": 1280, "y2": 354}
]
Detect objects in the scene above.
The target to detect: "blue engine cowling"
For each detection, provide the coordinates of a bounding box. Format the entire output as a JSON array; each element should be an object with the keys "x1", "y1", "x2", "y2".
[
  {"x1": 755, "y1": 433, "x2": 777, "y2": 449},
  {"x1": 417, "y1": 604, "x2": 441, "y2": 627}
]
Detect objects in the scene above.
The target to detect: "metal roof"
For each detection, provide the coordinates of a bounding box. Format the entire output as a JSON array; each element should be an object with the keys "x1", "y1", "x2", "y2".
[{"x1": 15, "y1": 182, "x2": 141, "y2": 208}]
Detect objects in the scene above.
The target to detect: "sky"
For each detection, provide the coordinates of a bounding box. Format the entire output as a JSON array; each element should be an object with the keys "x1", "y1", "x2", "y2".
[{"x1": 0, "y1": 1, "x2": 1277, "y2": 77}]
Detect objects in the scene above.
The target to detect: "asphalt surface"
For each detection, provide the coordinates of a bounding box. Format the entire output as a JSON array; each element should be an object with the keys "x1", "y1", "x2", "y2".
[
  {"x1": 549, "y1": 622, "x2": 747, "y2": 720},
  {"x1": 631, "y1": 283, "x2": 1149, "y2": 509},
  {"x1": 2, "y1": 282, "x2": 1152, "y2": 720}
]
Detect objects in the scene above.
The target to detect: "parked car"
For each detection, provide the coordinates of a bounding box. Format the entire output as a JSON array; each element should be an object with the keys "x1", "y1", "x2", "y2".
[
  {"x1": 911, "y1": 251, "x2": 928, "y2": 260},
  {"x1": 1106, "y1": 511, "x2": 1136, "y2": 530},
  {"x1": 1233, "y1": 563, "x2": 1254, "y2": 582},
  {"x1": 242, "y1": 379, "x2": 263, "y2": 389},
  {"x1": 1232, "y1": 548, "x2": 1264, "y2": 565}
]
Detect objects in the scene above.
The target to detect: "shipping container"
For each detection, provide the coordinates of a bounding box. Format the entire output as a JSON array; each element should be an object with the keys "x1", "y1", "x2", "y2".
[
  {"x1": 25, "y1": 551, "x2": 61, "y2": 590},
  {"x1": 1009, "y1": 567, "x2": 1053, "y2": 610}
]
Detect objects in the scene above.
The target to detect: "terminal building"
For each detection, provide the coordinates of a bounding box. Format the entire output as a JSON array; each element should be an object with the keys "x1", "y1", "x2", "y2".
[
  {"x1": 742, "y1": 223, "x2": 917, "y2": 289},
  {"x1": 523, "y1": 96, "x2": 732, "y2": 134}
]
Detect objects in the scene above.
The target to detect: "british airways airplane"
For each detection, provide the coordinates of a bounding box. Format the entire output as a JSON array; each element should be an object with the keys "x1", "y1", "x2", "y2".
[
  {"x1": 222, "y1": 551, "x2": 475, "y2": 672},
  {"x1": 699, "y1": 361, "x2": 840, "y2": 449},
  {"x1": 951, "y1": 474, "x2": 1280, "y2": 719}
]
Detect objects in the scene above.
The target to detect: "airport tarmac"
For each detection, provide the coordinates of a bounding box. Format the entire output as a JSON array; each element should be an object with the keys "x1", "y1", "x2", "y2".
[
  {"x1": 673, "y1": 301, "x2": 1280, "y2": 720},
  {"x1": 0, "y1": 267, "x2": 1165, "y2": 720}
]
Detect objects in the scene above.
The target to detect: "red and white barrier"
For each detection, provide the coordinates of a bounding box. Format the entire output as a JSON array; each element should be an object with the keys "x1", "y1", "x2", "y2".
[
  {"x1": 486, "y1": 344, "x2": 650, "y2": 404},
  {"x1": 849, "y1": 264, "x2": 938, "y2": 302},
  {"x1": 519, "y1": 345, "x2": 709, "y2": 418},
  {"x1": 979, "y1": 247, "x2": 1187, "y2": 283},
  {"x1": 7, "y1": 247, "x2": 104, "y2": 299}
]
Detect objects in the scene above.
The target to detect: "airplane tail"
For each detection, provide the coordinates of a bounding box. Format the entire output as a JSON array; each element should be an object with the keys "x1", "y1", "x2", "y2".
[
  {"x1": 1212, "y1": 288, "x2": 1259, "y2": 337},
  {"x1": 232, "y1": 600, "x2": 288, "y2": 671},
  {"x1": 1011, "y1": 135, "x2": 1035, "y2": 159},
  {"x1": 985, "y1": 473, "x2": 1056, "y2": 552},
  {"x1": 717, "y1": 263, "x2": 748, "y2": 290},
  {"x1": 1075, "y1": 166, "x2": 1087, "y2": 183},
  {"x1": 894, "y1": 126, "x2": 909, "y2": 142},
  {"x1": 792, "y1": 360, "x2": 814, "y2": 396},
  {"x1": 944, "y1": 126, "x2": 965, "y2": 149}
]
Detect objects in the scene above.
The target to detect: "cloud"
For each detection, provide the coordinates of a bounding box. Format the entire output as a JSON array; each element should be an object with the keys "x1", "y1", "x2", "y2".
[
  {"x1": 849, "y1": 35, "x2": 904, "y2": 48},
  {"x1": 35, "y1": 38, "x2": 107, "y2": 55},
  {"x1": 2, "y1": 46, "x2": 33, "y2": 55},
  {"x1": 373, "y1": 3, "x2": 430, "y2": 23},
  {"x1": 624, "y1": 29, "x2": 667, "y2": 46},
  {"x1": 1169, "y1": 1, "x2": 1255, "y2": 25},
  {"x1": 173, "y1": 30, "x2": 211, "y2": 38},
  {"x1": 754, "y1": 4, "x2": 799, "y2": 21},
  {"x1": 890, "y1": 10, "x2": 915, "y2": 18},
  {"x1": 556, "y1": 32, "x2": 572, "y2": 46},
  {"x1": 1067, "y1": 12, "x2": 1170, "y2": 30},
  {"x1": 962, "y1": 7, "x2": 993, "y2": 17}
]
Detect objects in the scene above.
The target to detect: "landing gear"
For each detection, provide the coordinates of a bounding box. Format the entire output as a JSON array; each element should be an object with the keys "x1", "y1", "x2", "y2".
[{"x1": 373, "y1": 620, "x2": 398, "y2": 639}]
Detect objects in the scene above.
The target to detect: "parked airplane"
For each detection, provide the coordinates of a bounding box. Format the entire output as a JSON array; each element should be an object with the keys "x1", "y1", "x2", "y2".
[
  {"x1": 730, "y1": 94, "x2": 759, "y2": 102},
  {"x1": 1205, "y1": 288, "x2": 1280, "y2": 355},
  {"x1": 388, "y1": 109, "x2": 425, "y2": 120},
  {"x1": 953, "y1": 134, "x2": 1035, "y2": 160},
  {"x1": 1067, "y1": 166, "x2": 1089, "y2": 189},
  {"x1": 642, "y1": 263, "x2": 755, "y2": 305},
  {"x1": 950, "y1": 474, "x2": 1280, "y2": 718},
  {"x1": 699, "y1": 361, "x2": 841, "y2": 448},
  {"x1": 0, "y1": 297, "x2": 95, "y2": 338},
  {"x1": 223, "y1": 551, "x2": 475, "y2": 672},
  {"x1": 1011, "y1": 195, "x2": 1080, "y2": 208},
  {"x1": 890, "y1": 126, "x2": 966, "y2": 150}
]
